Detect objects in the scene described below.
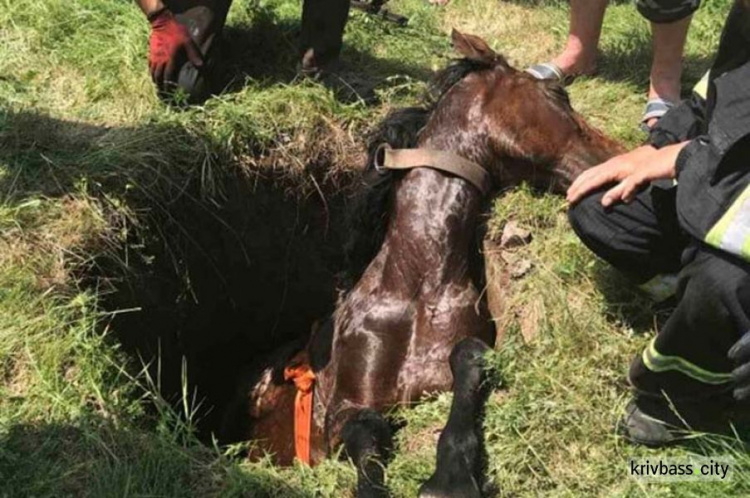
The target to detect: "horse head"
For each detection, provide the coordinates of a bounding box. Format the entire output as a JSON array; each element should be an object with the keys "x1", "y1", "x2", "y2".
[{"x1": 419, "y1": 30, "x2": 623, "y2": 193}]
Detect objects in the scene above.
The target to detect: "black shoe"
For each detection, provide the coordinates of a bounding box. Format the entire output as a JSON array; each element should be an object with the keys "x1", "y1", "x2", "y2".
[
  {"x1": 617, "y1": 399, "x2": 681, "y2": 447},
  {"x1": 616, "y1": 396, "x2": 735, "y2": 448}
]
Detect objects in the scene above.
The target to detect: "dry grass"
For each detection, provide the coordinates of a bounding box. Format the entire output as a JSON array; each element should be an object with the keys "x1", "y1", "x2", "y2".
[{"x1": 441, "y1": 0, "x2": 561, "y2": 66}]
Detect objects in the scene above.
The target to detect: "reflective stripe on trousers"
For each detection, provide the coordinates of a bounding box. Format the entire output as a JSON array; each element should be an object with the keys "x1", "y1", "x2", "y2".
[{"x1": 642, "y1": 337, "x2": 733, "y2": 385}]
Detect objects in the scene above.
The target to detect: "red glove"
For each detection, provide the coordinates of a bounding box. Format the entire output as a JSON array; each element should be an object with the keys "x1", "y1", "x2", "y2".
[{"x1": 147, "y1": 8, "x2": 203, "y2": 90}]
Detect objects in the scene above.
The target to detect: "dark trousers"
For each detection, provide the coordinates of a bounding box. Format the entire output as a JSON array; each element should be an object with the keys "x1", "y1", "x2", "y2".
[
  {"x1": 163, "y1": 0, "x2": 350, "y2": 101},
  {"x1": 569, "y1": 185, "x2": 750, "y2": 406},
  {"x1": 635, "y1": 0, "x2": 701, "y2": 24},
  {"x1": 166, "y1": 0, "x2": 349, "y2": 62}
]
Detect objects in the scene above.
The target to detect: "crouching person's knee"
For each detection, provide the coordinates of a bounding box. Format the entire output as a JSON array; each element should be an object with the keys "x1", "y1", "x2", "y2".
[
  {"x1": 568, "y1": 190, "x2": 608, "y2": 249},
  {"x1": 683, "y1": 250, "x2": 750, "y2": 316}
]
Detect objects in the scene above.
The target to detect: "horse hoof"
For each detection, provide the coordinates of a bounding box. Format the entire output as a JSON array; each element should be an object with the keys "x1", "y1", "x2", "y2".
[
  {"x1": 449, "y1": 337, "x2": 490, "y2": 385},
  {"x1": 418, "y1": 473, "x2": 481, "y2": 498},
  {"x1": 342, "y1": 410, "x2": 392, "y2": 498}
]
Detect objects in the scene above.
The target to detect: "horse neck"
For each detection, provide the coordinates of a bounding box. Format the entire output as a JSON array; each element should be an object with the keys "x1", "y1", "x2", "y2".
[
  {"x1": 379, "y1": 139, "x2": 483, "y2": 288},
  {"x1": 555, "y1": 120, "x2": 624, "y2": 187}
]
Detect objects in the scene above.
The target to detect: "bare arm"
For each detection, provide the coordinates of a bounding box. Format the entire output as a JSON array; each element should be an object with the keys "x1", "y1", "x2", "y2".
[{"x1": 136, "y1": 0, "x2": 166, "y2": 17}]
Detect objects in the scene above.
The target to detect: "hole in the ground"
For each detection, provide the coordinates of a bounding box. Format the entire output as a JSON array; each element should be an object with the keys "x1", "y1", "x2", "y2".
[
  {"x1": 0, "y1": 108, "x2": 361, "y2": 442},
  {"x1": 92, "y1": 167, "x2": 353, "y2": 439}
]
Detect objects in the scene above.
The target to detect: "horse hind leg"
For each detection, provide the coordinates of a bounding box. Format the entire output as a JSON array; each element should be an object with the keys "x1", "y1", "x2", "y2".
[
  {"x1": 341, "y1": 409, "x2": 393, "y2": 498},
  {"x1": 418, "y1": 337, "x2": 493, "y2": 498}
]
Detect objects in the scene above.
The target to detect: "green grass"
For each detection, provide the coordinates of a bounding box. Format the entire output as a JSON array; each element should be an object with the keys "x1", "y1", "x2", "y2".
[{"x1": 2, "y1": 0, "x2": 749, "y2": 496}]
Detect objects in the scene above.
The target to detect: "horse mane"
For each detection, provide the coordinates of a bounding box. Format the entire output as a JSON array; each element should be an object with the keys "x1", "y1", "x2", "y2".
[{"x1": 343, "y1": 58, "x2": 496, "y2": 281}]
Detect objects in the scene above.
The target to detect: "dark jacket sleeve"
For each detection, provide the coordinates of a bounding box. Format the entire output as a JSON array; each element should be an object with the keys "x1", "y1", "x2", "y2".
[
  {"x1": 648, "y1": 93, "x2": 706, "y2": 149},
  {"x1": 675, "y1": 58, "x2": 750, "y2": 255},
  {"x1": 669, "y1": 1, "x2": 750, "y2": 257},
  {"x1": 648, "y1": 93, "x2": 707, "y2": 149}
]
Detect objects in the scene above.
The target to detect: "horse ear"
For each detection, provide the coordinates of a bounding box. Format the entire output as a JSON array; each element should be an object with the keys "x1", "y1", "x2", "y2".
[{"x1": 451, "y1": 29, "x2": 498, "y2": 65}]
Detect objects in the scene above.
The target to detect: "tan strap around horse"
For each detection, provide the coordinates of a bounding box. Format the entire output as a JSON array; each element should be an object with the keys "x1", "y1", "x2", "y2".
[{"x1": 374, "y1": 144, "x2": 492, "y2": 196}]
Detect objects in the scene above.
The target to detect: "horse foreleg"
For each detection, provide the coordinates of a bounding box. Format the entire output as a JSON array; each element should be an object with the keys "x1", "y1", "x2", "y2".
[
  {"x1": 335, "y1": 408, "x2": 393, "y2": 497},
  {"x1": 418, "y1": 338, "x2": 492, "y2": 498}
]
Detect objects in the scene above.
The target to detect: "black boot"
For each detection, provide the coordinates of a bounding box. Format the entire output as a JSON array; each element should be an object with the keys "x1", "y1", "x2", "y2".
[
  {"x1": 617, "y1": 396, "x2": 735, "y2": 447},
  {"x1": 164, "y1": 0, "x2": 232, "y2": 104}
]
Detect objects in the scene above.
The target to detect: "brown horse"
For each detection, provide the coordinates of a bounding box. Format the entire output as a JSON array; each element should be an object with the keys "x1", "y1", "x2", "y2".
[{"x1": 221, "y1": 30, "x2": 622, "y2": 497}]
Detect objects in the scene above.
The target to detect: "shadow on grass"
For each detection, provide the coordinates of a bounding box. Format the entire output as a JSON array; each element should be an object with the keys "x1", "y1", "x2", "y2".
[
  {"x1": 0, "y1": 108, "x2": 354, "y2": 440},
  {"x1": 596, "y1": 45, "x2": 714, "y2": 97},
  {"x1": 501, "y1": 0, "x2": 631, "y2": 6},
  {"x1": 590, "y1": 261, "x2": 673, "y2": 335},
  {"x1": 212, "y1": 5, "x2": 432, "y2": 104},
  {"x1": 0, "y1": 420, "x2": 310, "y2": 497}
]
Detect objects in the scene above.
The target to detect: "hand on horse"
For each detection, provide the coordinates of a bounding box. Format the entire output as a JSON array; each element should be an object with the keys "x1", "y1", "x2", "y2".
[
  {"x1": 148, "y1": 8, "x2": 203, "y2": 91},
  {"x1": 566, "y1": 142, "x2": 687, "y2": 207},
  {"x1": 729, "y1": 332, "x2": 750, "y2": 401}
]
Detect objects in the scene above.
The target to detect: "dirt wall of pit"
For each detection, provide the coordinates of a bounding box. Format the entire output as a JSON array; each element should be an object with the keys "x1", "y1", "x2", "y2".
[{"x1": 94, "y1": 167, "x2": 356, "y2": 436}]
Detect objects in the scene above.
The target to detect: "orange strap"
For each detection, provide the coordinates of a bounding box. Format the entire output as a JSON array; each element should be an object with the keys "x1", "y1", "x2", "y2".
[{"x1": 283, "y1": 363, "x2": 316, "y2": 465}]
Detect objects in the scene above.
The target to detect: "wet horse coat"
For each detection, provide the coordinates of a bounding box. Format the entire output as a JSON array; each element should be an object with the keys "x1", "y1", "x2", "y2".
[{"x1": 221, "y1": 31, "x2": 623, "y2": 495}]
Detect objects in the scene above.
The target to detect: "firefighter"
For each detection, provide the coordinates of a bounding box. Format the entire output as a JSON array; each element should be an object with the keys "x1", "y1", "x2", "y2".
[
  {"x1": 567, "y1": 0, "x2": 750, "y2": 446},
  {"x1": 136, "y1": 0, "x2": 350, "y2": 103}
]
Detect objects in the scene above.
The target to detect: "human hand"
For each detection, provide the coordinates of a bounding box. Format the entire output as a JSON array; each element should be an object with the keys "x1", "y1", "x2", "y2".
[
  {"x1": 566, "y1": 143, "x2": 686, "y2": 207},
  {"x1": 148, "y1": 8, "x2": 203, "y2": 91}
]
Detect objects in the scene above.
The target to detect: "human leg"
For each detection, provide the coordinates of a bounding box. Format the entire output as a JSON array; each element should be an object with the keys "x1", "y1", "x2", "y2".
[
  {"x1": 299, "y1": 0, "x2": 351, "y2": 74},
  {"x1": 637, "y1": 0, "x2": 700, "y2": 127},
  {"x1": 527, "y1": 0, "x2": 606, "y2": 82},
  {"x1": 568, "y1": 185, "x2": 687, "y2": 298},
  {"x1": 551, "y1": 0, "x2": 607, "y2": 77},
  {"x1": 622, "y1": 245, "x2": 750, "y2": 445}
]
